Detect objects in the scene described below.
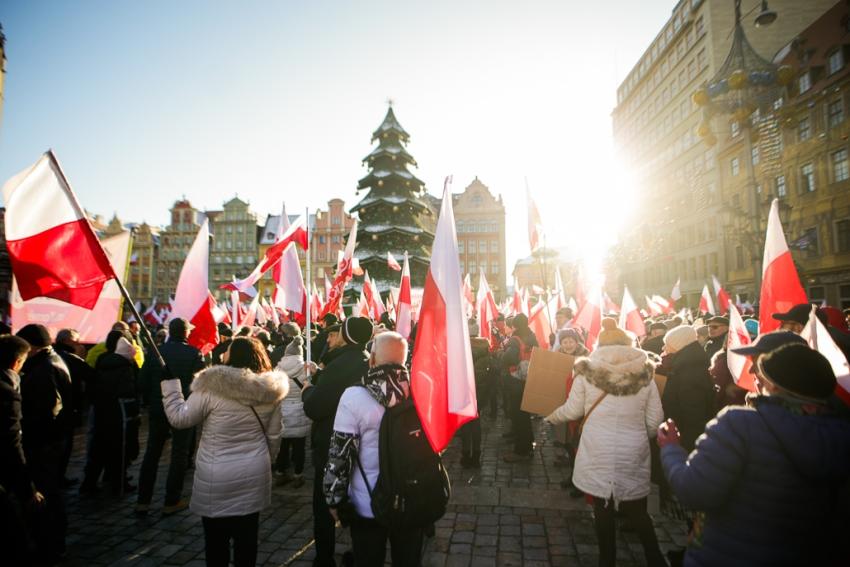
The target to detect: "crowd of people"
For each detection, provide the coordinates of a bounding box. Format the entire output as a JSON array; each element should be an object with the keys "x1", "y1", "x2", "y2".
[{"x1": 1, "y1": 300, "x2": 850, "y2": 567}]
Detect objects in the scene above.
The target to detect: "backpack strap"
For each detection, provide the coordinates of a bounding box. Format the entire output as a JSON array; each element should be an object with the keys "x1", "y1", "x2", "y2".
[
  {"x1": 577, "y1": 391, "x2": 608, "y2": 438},
  {"x1": 353, "y1": 445, "x2": 374, "y2": 497}
]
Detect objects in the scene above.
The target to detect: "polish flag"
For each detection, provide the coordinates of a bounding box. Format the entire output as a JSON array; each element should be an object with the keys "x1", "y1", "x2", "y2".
[
  {"x1": 272, "y1": 204, "x2": 308, "y2": 318},
  {"x1": 387, "y1": 251, "x2": 402, "y2": 271},
  {"x1": 520, "y1": 287, "x2": 531, "y2": 317},
  {"x1": 144, "y1": 298, "x2": 164, "y2": 327},
  {"x1": 527, "y1": 187, "x2": 544, "y2": 253},
  {"x1": 221, "y1": 214, "x2": 309, "y2": 294},
  {"x1": 355, "y1": 288, "x2": 370, "y2": 318},
  {"x1": 699, "y1": 284, "x2": 716, "y2": 315},
  {"x1": 760, "y1": 199, "x2": 807, "y2": 333},
  {"x1": 462, "y1": 274, "x2": 475, "y2": 319},
  {"x1": 321, "y1": 220, "x2": 358, "y2": 318},
  {"x1": 670, "y1": 277, "x2": 682, "y2": 308},
  {"x1": 568, "y1": 296, "x2": 578, "y2": 313},
  {"x1": 211, "y1": 296, "x2": 228, "y2": 325},
  {"x1": 168, "y1": 219, "x2": 218, "y2": 355},
  {"x1": 573, "y1": 284, "x2": 602, "y2": 350},
  {"x1": 242, "y1": 293, "x2": 260, "y2": 328},
  {"x1": 603, "y1": 292, "x2": 620, "y2": 315},
  {"x1": 230, "y1": 290, "x2": 241, "y2": 332},
  {"x1": 411, "y1": 179, "x2": 477, "y2": 452},
  {"x1": 553, "y1": 268, "x2": 567, "y2": 310},
  {"x1": 651, "y1": 295, "x2": 673, "y2": 314},
  {"x1": 726, "y1": 303, "x2": 756, "y2": 392},
  {"x1": 310, "y1": 290, "x2": 323, "y2": 323},
  {"x1": 3, "y1": 152, "x2": 116, "y2": 309},
  {"x1": 528, "y1": 298, "x2": 552, "y2": 351},
  {"x1": 363, "y1": 270, "x2": 386, "y2": 319},
  {"x1": 574, "y1": 266, "x2": 587, "y2": 312},
  {"x1": 511, "y1": 277, "x2": 523, "y2": 316},
  {"x1": 619, "y1": 286, "x2": 645, "y2": 338},
  {"x1": 801, "y1": 307, "x2": 850, "y2": 406},
  {"x1": 646, "y1": 296, "x2": 664, "y2": 317},
  {"x1": 324, "y1": 274, "x2": 332, "y2": 300},
  {"x1": 218, "y1": 301, "x2": 231, "y2": 326},
  {"x1": 712, "y1": 275, "x2": 731, "y2": 314},
  {"x1": 476, "y1": 269, "x2": 499, "y2": 345},
  {"x1": 396, "y1": 253, "x2": 413, "y2": 340}
]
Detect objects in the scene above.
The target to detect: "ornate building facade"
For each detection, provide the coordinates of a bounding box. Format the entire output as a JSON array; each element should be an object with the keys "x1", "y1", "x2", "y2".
[
  {"x1": 155, "y1": 200, "x2": 203, "y2": 300},
  {"x1": 208, "y1": 196, "x2": 260, "y2": 297}
]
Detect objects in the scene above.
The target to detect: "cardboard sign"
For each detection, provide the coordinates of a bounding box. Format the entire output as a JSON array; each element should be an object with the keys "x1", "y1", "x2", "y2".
[{"x1": 520, "y1": 348, "x2": 575, "y2": 416}]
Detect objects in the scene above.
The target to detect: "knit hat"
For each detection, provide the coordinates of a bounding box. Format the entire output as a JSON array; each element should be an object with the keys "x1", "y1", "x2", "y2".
[
  {"x1": 284, "y1": 335, "x2": 304, "y2": 358},
  {"x1": 16, "y1": 324, "x2": 52, "y2": 348},
  {"x1": 557, "y1": 328, "x2": 583, "y2": 345},
  {"x1": 281, "y1": 322, "x2": 301, "y2": 338},
  {"x1": 758, "y1": 343, "x2": 836, "y2": 401},
  {"x1": 664, "y1": 325, "x2": 698, "y2": 352},
  {"x1": 341, "y1": 317, "x2": 373, "y2": 346},
  {"x1": 597, "y1": 318, "x2": 631, "y2": 347}
]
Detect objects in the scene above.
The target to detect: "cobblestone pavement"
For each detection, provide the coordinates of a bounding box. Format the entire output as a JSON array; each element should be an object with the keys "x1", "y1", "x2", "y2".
[{"x1": 60, "y1": 409, "x2": 687, "y2": 566}]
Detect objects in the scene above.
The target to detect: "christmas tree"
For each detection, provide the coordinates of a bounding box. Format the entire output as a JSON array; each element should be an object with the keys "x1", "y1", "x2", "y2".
[{"x1": 350, "y1": 104, "x2": 434, "y2": 293}]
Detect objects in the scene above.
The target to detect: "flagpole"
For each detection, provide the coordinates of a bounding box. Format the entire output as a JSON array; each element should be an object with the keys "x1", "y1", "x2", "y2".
[
  {"x1": 305, "y1": 206, "x2": 312, "y2": 372},
  {"x1": 45, "y1": 149, "x2": 170, "y2": 373}
]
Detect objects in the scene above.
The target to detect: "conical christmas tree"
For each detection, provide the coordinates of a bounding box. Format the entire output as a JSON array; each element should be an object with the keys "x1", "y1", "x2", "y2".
[{"x1": 350, "y1": 105, "x2": 434, "y2": 293}]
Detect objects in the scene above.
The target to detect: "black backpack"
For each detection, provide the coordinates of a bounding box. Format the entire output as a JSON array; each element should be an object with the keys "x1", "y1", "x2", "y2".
[{"x1": 357, "y1": 397, "x2": 451, "y2": 531}]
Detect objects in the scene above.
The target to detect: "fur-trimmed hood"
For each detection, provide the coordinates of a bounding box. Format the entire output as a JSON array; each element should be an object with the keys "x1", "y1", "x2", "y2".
[
  {"x1": 574, "y1": 345, "x2": 656, "y2": 396},
  {"x1": 191, "y1": 365, "x2": 289, "y2": 405}
]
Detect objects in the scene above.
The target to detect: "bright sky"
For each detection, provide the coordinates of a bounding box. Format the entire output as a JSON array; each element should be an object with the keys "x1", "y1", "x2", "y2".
[{"x1": 0, "y1": 0, "x2": 674, "y2": 274}]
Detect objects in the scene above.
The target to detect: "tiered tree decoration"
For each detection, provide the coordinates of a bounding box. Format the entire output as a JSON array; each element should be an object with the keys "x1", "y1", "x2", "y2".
[{"x1": 349, "y1": 104, "x2": 434, "y2": 294}]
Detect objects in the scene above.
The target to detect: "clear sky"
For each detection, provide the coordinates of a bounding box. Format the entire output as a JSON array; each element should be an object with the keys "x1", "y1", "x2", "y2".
[{"x1": 0, "y1": 0, "x2": 674, "y2": 274}]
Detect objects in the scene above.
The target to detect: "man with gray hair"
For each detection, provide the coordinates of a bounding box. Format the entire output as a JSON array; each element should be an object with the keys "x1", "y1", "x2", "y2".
[{"x1": 323, "y1": 332, "x2": 424, "y2": 565}]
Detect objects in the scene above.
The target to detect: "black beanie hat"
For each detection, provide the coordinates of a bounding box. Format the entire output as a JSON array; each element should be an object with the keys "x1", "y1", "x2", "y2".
[
  {"x1": 758, "y1": 343, "x2": 836, "y2": 401},
  {"x1": 342, "y1": 317, "x2": 373, "y2": 345},
  {"x1": 16, "y1": 324, "x2": 52, "y2": 348}
]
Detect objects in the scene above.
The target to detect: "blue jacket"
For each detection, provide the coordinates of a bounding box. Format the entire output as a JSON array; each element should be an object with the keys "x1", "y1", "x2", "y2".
[{"x1": 661, "y1": 396, "x2": 850, "y2": 567}]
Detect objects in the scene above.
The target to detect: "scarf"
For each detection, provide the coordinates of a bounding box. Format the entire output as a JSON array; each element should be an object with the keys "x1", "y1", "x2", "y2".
[{"x1": 361, "y1": 363, "x2": 410, "y2": 408}]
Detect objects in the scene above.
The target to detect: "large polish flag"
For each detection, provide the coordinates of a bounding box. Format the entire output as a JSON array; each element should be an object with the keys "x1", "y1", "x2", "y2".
[
  {"x1": 11, "y1": 230, "x2": 130, "y2": 342},
  {"x1": 411, "y1": 180, "x2": 477, "y2": 452},
  {"x1": 760, "y1": 199, "x2": 807, "y2": 333},
  {"x1": 528, "y1": 298, "x2": 553, "y2": 351},
  {"x1": 169, "y1": 220, "x2": 218, "y2": 354},
  {"x1": 618, "y1": 285, "x2": 646, "y2": 338},
  {"x1": 396, "y1": 253, "x2": 413, "y2": 340},
  {"x1": 477, "y1": 269, "x2": 499, "y2": 345},
  {"x1": 699, "y1": 284, "x2": 716, "y2": 315},
  {"x1": 726, "y1": 304, "x2": 756, "y2": 392},
  {"x1": 272, "y1": 204, "x2": 308, "y2": 317},
  {"x1": 321, "y1": 220, "x2": 358, "y2": 318},
  {"x1": 712, "y1": 275, "x2": 732, "y2": 314},
  {"x1": 573, "y1": 283, "x2": 602, "y2": 350},
  {"x1": 3, "y1": 152, "x2": 116, "y2": 309}
]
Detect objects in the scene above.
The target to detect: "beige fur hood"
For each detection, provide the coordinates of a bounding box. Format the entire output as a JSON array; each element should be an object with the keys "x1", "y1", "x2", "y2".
[
  {"x1": 191, "y1": 365, "x2": 289, "y2": 405},
  {"x1": 574, "y1": 345, "x2": 656, "y2": 396}
]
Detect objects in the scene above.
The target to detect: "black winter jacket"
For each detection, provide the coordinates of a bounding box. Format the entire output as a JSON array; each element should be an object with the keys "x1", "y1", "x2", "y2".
[
  {"x1": 661, "y1": 341, "x2": 717, "y2": 450},
  {"x1": 140, "y1": 338, "x2": 205, "y2": 414},
  {"x1": 20, "y1": 348, "x2": 72, "y2": 453},
  {"x1": 0, "y1": 369, "x2": 35, "y2": 500},
  {"x1": 302, "y1": 343, "x2": 368, "y2": 459}
]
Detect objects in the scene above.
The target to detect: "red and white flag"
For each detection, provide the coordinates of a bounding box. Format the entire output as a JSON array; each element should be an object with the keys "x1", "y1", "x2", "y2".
[
  {"x1": 230, "y1": 290, "x2": 241, "y2": 332},
  {"x1": 242, "y1": 293, "x2": 260, "y2": 328},
  {"x1": 461, "y1": 274, "x2": 475, "y2": 320},
  {"x1": 321, "y1": 220, "x2": 358, "y2": 318},
  {"x1": 527, "y1": 186, "x2": 544, "y2": 253},
  {"x1": 670, "y1": 277, "x2": 682, "y2": 308},
  {"x1": 387, "y1": 251, "x2": 402, "y2": 271},
  {"x1": 619, "y1": 286, "x2": 645, "y2": 338},
  {"x1": 760, "y1": 199, "x2": 807, "y2": 333},
  {"x1": 211, "y1": 294, "x2": 228, "y2": 325},
  {"x1": 802, "y1": 306, "x2": 850, "y2": 406},
  {"x1": 553, "y1": 268, "x2": 567, "y2": 311},
  {"x1": 169, "y1": 219, "x2": 218, "y2": 355},
  {"x1": 651, "y1": 295, "x2": 672, "y2": 314},
  {"x1": 411, "y1": 179, "x2": 477, "y2": 452},
  {"x1": 510, "y1": 276, "x2": 523, "y2": 316},
  {"x1": 272, "y1": 204, "x2": 308, "y2": 318},
  {"x1": 646, "y1": 296, "x2": 664, "y2": 317},
  {"x1": 528, "y1": 298, "x2": 552, "y2": 351},
  {"x1": 396, "y1": 253, "x2": 413, "y2": 340},
  {"x1": 712, "y1": 275, "x2": 731, "y2": 314},
  {"x1": 476, "y1": 269, "x2": 499, "y2": 345},
  {"x1": 726, "y1": 303, "x2": 756, "y2": 392},
  {"x1": 363, "y1": 270, "x2": 386, "y2": 320},
  {"x1": 699, "y1": 284, "x2": 716, "y2": 315},
  {"x1": 3, "y1": 151, "x2": 116, "y2": 309},
  {"x1": 573, "y1": 284, "x2": 602, "y2": 350},
  {"x1": 574, "y1": 266, "x2": 587, "y2": 312},
  {"x1": 310, "y1": 290, "x2": 323, "y2": 323},
  {"x1": 603, "y1": 292, "x2": 620, "y2": 315}
]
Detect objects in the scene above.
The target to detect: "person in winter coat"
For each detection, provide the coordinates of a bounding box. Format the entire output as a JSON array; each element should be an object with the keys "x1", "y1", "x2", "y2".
[
  {"x1": 708, "y1": 349, "x2": 746, "y2": 410},
  {"x1": 545, "y1": 318, "x2": 666, "y2": 567},
  {"x1": 459, "y1": 336, "x2": 491, "y2": 468},
  {"x1": 554, "y1": 328, "x2": 589, "y2": 495},
  {"x1": 660, "y1": 325, "x2": 716, "y2": 451},
  {"x1": 136, "y1": 318, "x2": 206, "y2": 515},
  {"x1": 658, "y1": 343, "x2": 850, "y2": 567},
  {"x1": 81, "y1": 330, "x2": 140, "y2": 495},
  {"x1": 702, "y1": 317, "x2": 728, "y2": 360},
  {"x1": 54, "y1": 328, "x2": 94, "y2": 485},
  {"x1": 275, "y1": 334, "x2": 311, "y2": 487},
  {"x1": 162, "y1": 336, "x2": 287, "y2": 567},
  {"x1": 16, "y1": 324, "x2": 72, "y2": 562},
  {"x1": 323, "y1": 332, "x2": 424, "y2": 566},
  {"x1": 302, "y1": 317, "x2": 372, "y2": 567},
  {"x1": 502, "y1": 314, "x2": 539, "y2": 462}
]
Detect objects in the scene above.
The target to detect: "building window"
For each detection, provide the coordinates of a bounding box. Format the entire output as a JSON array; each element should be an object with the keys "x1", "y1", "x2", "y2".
[
  {"x1": 836, "y1": 219, "x2": 850, "y2": 253},
  {"x1": 833, "y1": 149, "x2": 849, "y2": 182},
  {"x1": 800, "y1": 227, "x2": 820, "y2": 258},
  {"x1": 468, "y1": 241, "x2": 476, "y2": 253},
  {"x1": 751, "y1": 145, "x2": 760, "y2": 166},
  {"x1": 319, "y1": 235, "x2": 326, "y2": 244},
  {"x1": 735, "y1": 245, "x2": 745, "y2": 270},
  {"x1": 828, "y1": 100, "x2": 844, "y2": 128},
  {"x1": 730, "y1": 157, "x2": 740, "y2": 176},
  {"x1": 828, "y1": 50, "x2": 845, "y2": 75},
  {"x1": 332, "y1": 216, "x2": 341, "y2": 225},
  {"x1": 799, "y1": 72, "x2": 811, "y2": 94},
  {"x1": 801, "y1": 163, "x2": 816, "y2": 192},
  {"x1": 798, "y1": 117, "x2": 811, "y2": 141},
  {"x1": 490, "y1": 241, "x2": 499, "y2": 253},
  {"x1": 491, "y1": 262, "x2": 499, "y2": 274},
  {"x1": 775, "y1": 175, "x2": 786, "y2": 198},
  {"x1": 479, "y1": 240, "x2": 487, "y2": 254},
  {"x1": 458, "y1": 241, "x2": 464, "y2": 253},
  {"x1": 332, "y1": 235, "x2": 340, "y2": 243},
  {"x1": 731, "y1": 121, "x2": 740, "y2": 137},
  {"x1": 840, "y1": 284, "x2": 850, "y2": 310},
  {"x1": 456, "y1": 221, "x2": 464, "y2": 233},
  {"x1": 695, "y1": 15, "x2": 704, "y2": 36}
]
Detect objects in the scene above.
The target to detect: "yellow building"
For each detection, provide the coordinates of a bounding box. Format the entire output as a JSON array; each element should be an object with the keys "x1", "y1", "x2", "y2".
[{"x1": 612, "y1": 0, "x2": 835, "y2": 308}]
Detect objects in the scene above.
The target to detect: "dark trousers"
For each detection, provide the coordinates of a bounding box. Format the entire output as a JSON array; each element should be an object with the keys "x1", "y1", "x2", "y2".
[
  {"x1": 592, "y1": 497, "x2": 666, "y2": 567},
  {"x1": 350, "y1": 515, "x2": 423, "y2": 567},
  {"x1": 276, "y1": 437, "x2": 306, "y2": 475},
  {"x1": 27, "y1": 442, "x2": 67, "y2": 559},
  {"x1": 137, "y1": 411, "x2": 192, "y2": 506},
  {"x1": 0, "y1": 488, "x2": 31, "y2": 565},
  {"x1": 312, "y1": 450, "x2": 336, "y2": 566},
  {"x1": 459, "y1": 418, "x2": 481, "y2": 460},
  {"x1": 507, "y1": 379, "x2": 533, "y2": 455},
  {"x1": 202, "y1": 512, "x2": 259, "y2": 567}
]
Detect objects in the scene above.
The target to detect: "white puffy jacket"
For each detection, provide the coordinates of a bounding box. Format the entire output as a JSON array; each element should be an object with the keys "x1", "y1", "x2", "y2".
[
  {"x1": 161, "y1": 365, "x2": 288, "y2": 518},
  {"x1": 546, "y1": 345, "x2": 663, "y2": 505},
  {"x1": 276, "y1": 355, "x2": 311, "y2": 439}
]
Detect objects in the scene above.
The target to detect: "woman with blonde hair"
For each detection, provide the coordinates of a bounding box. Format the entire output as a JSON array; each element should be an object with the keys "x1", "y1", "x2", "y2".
[{"x1": 162, "y1": 337, "x2": 288, "y2": 567}]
